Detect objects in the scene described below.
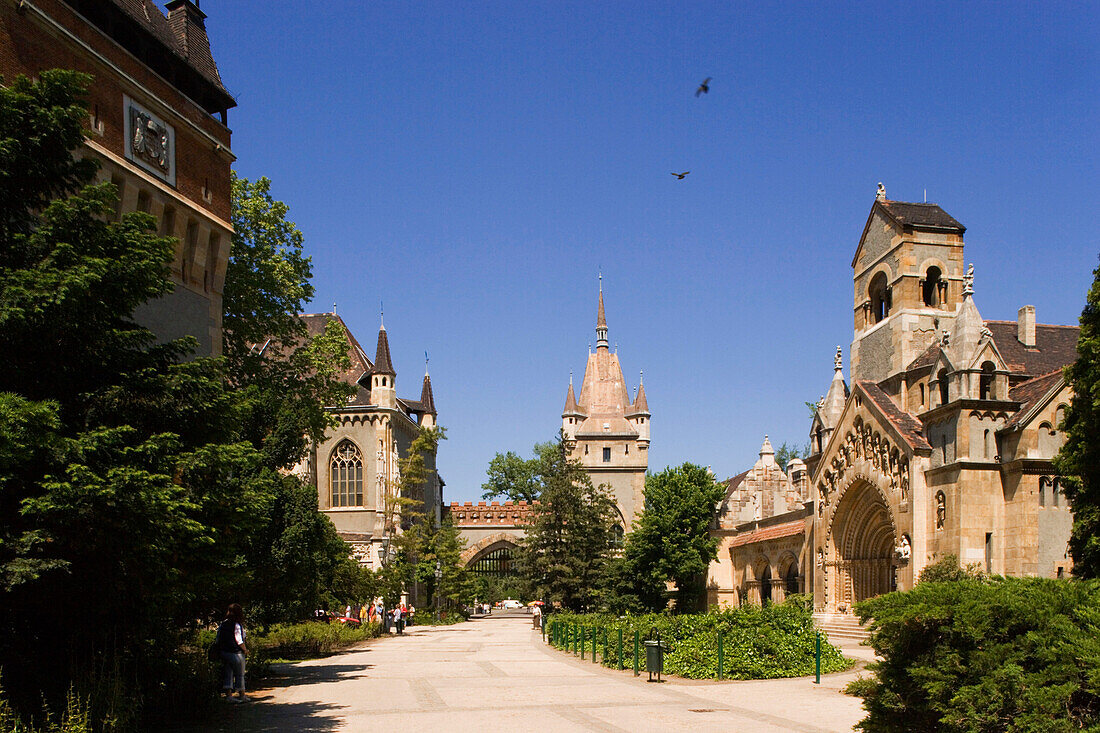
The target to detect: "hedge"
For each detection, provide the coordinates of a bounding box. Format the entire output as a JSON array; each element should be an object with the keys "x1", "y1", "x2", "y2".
[{"x1": 546, "y1": 597, "x2": 851, "y2": 679}]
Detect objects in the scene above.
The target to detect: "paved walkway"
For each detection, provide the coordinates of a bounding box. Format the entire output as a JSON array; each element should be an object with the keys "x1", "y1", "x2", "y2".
[{"x1": 199, "y1": 612, "x2": 869, "y2": 732}]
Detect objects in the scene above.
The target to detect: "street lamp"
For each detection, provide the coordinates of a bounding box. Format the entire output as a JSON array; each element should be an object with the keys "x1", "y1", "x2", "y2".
[{"x1": 434, "y1": 560, "x2": 442, "y2": 622}]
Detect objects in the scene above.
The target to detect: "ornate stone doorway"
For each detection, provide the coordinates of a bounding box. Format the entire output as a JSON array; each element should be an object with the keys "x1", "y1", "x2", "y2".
[{"x1": 827, "y1": 480, "x2": 896, "y2": 612}]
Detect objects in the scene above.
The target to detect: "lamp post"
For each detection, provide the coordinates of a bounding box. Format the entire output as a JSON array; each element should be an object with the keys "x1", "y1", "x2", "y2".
[{"x1": 434, "y1": 560, "x2": 442, "y2": 622}]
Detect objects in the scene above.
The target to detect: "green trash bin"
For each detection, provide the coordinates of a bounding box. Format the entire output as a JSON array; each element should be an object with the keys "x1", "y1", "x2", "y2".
[{"x1": 643, "y1": 629, "x2": 668, "y2": 683}]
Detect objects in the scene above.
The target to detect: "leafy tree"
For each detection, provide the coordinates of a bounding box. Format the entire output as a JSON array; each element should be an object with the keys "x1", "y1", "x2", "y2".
[
  {"x1": 854, "y1": 577, "x2": 1100, "y2": 732},
  {"x1": 481, "y1": 441, "x2": 556, "y2": 503},
  {"x1": 517, "y1": 435, "x2": 619, "y2": 611},
  {"x1": 774, "y1": 441, "x2": 806, "y2": 472},
  {"x1": 1055, "y1": 257, "x2": 1100, "y2": 578},
  {"x1": 625, "y1": 463, "x2": 725, "y2": 613}
]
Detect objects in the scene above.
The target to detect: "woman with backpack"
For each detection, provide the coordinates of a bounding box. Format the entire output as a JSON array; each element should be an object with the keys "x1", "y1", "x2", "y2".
[{"x1": 216, "y1": 603, "x2": 249, "y2": 702}]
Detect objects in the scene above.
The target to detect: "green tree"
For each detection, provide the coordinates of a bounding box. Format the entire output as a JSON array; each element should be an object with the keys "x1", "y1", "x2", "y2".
[
  {"x1": 481, "y1": 441, "x2": 556, "y2": 503},
  {"x1": 625, "y1": 463, "x2": 725, "y2": 613},
  {"x1": 1055, "y1": 258, "x2": 1100, "y2": 578},
  {"x1": 517, "y1": 435, "x2": 619, "y2": 611}
]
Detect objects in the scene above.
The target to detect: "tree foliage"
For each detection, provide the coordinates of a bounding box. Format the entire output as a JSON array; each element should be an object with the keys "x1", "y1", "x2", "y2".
[
  {"x1": 624, "y1": 463, "x2": 725, "y2": 613},
  {"x1": 481, "y1": 441, "x2": 556, "y2": 503},
  {"x1": 854, "y1": 577, "x2": 1100, "y2": 733},
  {"x1": 0, "y1": 71, "x2": 362, "y2": 725},
  {"x1": 1055, "y1": 257, "x2": 1100, "y2": 578},
  {"x1": 516, "y1": 435, "x2": 619, "y2": 612}
]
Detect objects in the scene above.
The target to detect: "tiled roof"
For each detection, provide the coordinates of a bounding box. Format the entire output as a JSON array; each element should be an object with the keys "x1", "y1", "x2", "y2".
[
  {"x1": 907, "y1": 342, "x2": 942, "y2": 371},
  {"x1": 878, "y1": 200, "x2": 965, "y2": 232},
  {"x1": 985, "y1": 321, "x2": 1078, "y2": 377},
  {"x1": 1002, "y1": 370, "x2": 1066, "y2": 430},
  {"x1": 729, "y1": 518, "x2": 805, "y2": 548},
  {"x1": 299, "y1": 314, "x2": 373, "y2": 399},
  {"x1": 102, "y1": 0, "x2": 234, "y2": 104},
  {"x1": 857, "y1": 381, "x2": 932, "y2": 451},
  {"x1": 721, "y1": 470, "x2": 751, "y2": 502}
]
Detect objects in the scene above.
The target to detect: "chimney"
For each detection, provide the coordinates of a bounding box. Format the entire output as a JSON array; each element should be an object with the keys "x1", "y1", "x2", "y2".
[{"x1": 1018, "y1": 305, "x2": 1036, "y2": 347}]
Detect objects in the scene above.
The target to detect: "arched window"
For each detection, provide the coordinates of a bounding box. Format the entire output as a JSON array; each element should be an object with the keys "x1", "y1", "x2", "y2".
[
  {"x1": 784, "y1": 562, "x2": 799, "y2": 596},
  {"x1": 470, "y1": 546, "x2": 518, "y2": 577},
  {"x1": 979, "y1": 361, "x2": 995, "y2": 400},
  {"x1": 869, "y1": 272, "x2": 890, "y2": 323},
  {"x1": 938, "y1": 369, "x2": 949, "y2": 406},
  {"x1": 611, "y1": 524, "x2": 625, "y2": 549},
  {"x1": 759, "y1": 565, "x2": 772, "y2": 605},
  {"x1": 1056, "y1": 404, "x2": 1067, "y2": 430},
  {"x1": 330, "y1": 440, "x2": 364, "y2": 507},
  {"x1": 1039, "y1": 476, "x2": 1048, "y2": 507},
  {"x1": 922, "y1": 266, "x2": 943, "y2": 307},
  {"x1": 919, "y1": 383, "x2": 926, "y2": 408}
]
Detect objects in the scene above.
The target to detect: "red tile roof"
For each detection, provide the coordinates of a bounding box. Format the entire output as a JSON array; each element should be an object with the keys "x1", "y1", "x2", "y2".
[
  {"x1": 879, "y1": 200, "x2": 965, "y2": 232},
  {"x1": 1002, "y1": 370, "x2": 1066, "y2": 430},
  {"x1": 730, "y1": 519, "x2": 805, "y2": 548},
  {"x1": 858, "y1": 381, "x2": 932, "y2": 452},
  {"x1": 984, "y1": 321, "x2": 1078, "y2": 377}
]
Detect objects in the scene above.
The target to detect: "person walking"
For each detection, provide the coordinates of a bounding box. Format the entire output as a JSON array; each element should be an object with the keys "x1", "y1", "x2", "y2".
[
  {"x1": 216, "y1": 603, "x2": 249, "y2": 703},
  {"x1": 531, "y1": 604, "x2": 542, "y2": 629},
  {"x1": 393, "y1": 604, "x2": 403, "y2": 635}
]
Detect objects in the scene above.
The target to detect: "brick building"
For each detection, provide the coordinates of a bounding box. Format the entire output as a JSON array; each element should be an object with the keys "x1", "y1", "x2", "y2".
[{"x1": 1, "y1": 0, "x2": 235, "y2": 355}]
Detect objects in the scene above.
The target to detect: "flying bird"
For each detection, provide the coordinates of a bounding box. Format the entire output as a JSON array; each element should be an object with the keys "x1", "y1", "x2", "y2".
[
  {"x1": 695, "y1": 77, "x2": 712, "y2": 97},
  {"x1": 671, "y1": 171, "x2": 690, "y2": 180}
]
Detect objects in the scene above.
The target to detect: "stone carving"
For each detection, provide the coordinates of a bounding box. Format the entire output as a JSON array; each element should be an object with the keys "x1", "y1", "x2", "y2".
[
  {"x1": 895, "y1": 534, "x2": 911, "y2": 561},
  {"x1": 129, "y1": 106, "x2": 170, "y2": 173},
  {"x1": 823, "y1": 421, "x2": 910, "y2": 508},
  {"x1": 963, "y1": 263, "x2": 974, "y2": 296},
  {"x1": 834, "y1": 345, "x2": 843, "y2": 371},
  {"x1": 936, "y1": 491, "x2": 946, "y2": 529},
  {"x1": 349, "y1": 542, "x2": 372, "y2": 566}
]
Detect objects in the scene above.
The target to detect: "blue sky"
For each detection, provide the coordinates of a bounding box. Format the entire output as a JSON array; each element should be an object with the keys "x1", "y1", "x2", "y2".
[{"x1": 207, "y1": 1, "x2": 1099, "y2": 503}]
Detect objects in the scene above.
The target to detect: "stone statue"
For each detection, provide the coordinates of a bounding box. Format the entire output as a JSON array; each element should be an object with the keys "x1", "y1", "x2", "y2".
[
  {"x1": 936, "y1": 492, "x2": 946, "y2": 529},
  {"x1": 895, "y1": 535, "x2": 911, "y2": 561}
]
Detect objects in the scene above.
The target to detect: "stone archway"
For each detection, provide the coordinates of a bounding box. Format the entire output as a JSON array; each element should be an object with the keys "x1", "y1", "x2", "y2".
[{"x1": 827, "y1": 480, "x2": 896, "y2": 613}]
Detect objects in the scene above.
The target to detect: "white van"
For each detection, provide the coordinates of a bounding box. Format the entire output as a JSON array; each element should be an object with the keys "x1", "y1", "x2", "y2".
[{"x1": 500, "y1": 599, "x2": 523, "y2": 609}]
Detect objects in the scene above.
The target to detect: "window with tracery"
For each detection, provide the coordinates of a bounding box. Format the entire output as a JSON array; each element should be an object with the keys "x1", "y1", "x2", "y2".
[{"x1": 330, "y1": 440, "x2": 364, "y2": 507}]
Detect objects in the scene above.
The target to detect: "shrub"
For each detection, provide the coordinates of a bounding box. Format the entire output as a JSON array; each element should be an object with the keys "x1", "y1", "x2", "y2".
[
  {"x1": 853, "y1": 577, "x2": 1100, "y2": 732},
  {"x1": 545, "y1": 597, "x2": 851, "y2": 680}
]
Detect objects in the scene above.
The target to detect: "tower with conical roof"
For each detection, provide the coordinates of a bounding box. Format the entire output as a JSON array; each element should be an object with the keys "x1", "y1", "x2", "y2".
[{"x1": 562, "y1": 279, "x2": 649, "y2": 530}]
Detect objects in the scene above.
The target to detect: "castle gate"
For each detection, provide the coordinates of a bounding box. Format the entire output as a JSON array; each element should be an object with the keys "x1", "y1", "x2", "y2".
[{"x1": 826, "y1": 480, "x2": 896, "y2": 612}]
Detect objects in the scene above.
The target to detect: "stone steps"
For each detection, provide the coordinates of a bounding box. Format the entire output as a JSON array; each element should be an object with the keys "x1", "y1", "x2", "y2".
[{"x1": 814, "y1": 613, "x2": 870, "y2": 643}]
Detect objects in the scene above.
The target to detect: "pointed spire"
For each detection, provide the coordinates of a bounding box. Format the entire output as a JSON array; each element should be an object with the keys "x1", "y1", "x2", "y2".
[
  {"x1": 419, "y1": 371, "x2": 436, "y2": 415},
  {"x1": 563, "y1": 381, "x2": 580, "y2": 414},
  {"x1": 820, "y1": 347, "x2": 849, "y2": 429},
  {"x1": 596, "y1": 275, "x2": 608, "y2": 348},
  {"x1": 373, "y1": 315, "x2": 395, "y2": 375},
  {"x1": 760, "y1": 434, "x2": 774, "y2": 457},
  {"x1": 632, "y1": 379, "x2": 649, "y2": 414}
]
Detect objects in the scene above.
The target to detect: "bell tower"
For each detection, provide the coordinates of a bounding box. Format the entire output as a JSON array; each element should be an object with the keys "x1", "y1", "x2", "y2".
[{"x1": 850, "y1": 183, "x2": 967, "y2": 384}]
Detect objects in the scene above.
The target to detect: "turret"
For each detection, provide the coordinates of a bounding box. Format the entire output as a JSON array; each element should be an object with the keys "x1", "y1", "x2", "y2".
[
  {"x1": 625, "y1": 370, "x2": 650, "y2": 446},
  {"x1": 562, "y1": 373, "x2": 585, "y2": 440},
  {"x1": 370, "y1": 318, "x2": 396, "y2": 409},
  {"x1": 419, "y1": 363, "x2": 436, "y2": 429}
]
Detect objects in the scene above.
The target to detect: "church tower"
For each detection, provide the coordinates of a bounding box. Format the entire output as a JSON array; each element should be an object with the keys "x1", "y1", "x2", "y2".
[
  {"x1": 562, "y1": 281, "x2": 649, "y2": 530},
  {"x1": 850, "y1": 183, "x2": 967, "y2": 387}
]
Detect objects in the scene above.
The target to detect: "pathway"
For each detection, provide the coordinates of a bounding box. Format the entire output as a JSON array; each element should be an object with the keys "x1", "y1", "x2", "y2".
[{"x1": 196, "y1": 611, "x2": 868, "y2": 732}]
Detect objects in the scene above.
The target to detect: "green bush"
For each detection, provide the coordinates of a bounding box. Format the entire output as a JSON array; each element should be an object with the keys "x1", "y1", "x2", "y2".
[
  {"x1": 545, "y1": 597, "x2": 851, "y2": 679},
  {"x1": 853, "y1": 577, "x2": 1100, "y2": 732}
]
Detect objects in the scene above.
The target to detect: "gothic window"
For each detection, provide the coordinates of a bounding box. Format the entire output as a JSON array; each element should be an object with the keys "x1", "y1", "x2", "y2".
[
  {"x1": 784, "y1": 562, "x2": 799, "y2": 596},
  {"x1": 204, "y1": 232, "x2": 220, "y2": 293},
  {"x1": 1039, "y1": 476, "x2": 1048, "y2": 506},
  {"x1": 935, "y1": 491, "x2": 946, "y2": 529},
  {"x1": 611, "y1": 524, "x2": 625, "y2": 548},
  {"x1": 919, "y1": 383, "x2": 926, "y2": 408},
  {"x1": 979, "y1": 361, "x2": 995, "y2": 400},
  {"x1": 136, "y1": 189, "x2": 151, "y2": 214},
  {"x1": 922, "y1": 266, "x2": 943, "y2": 307},
  {"x1": 330, "y1": 440, "x2": 364, "y2": 507},
  {"x1": 602, "y1": 447, "x2": 611, "y2": 462},
  {"x1": 937, "y1": 369, "x2": 949, "y2": 406},
  {"x1": 1053, "y1": 478, "x2": 1060, "y2": 507},
  {"x1": 161, "y1": 205, "x2": 176, "y2": 238},
  {"x1": 1056, "y1": 404, "x2": 1067, "y2": 430},
  {"x1": 869, "y1": 272, "x2": 890, "y2": 323},
  {"x1": 984, "y1": 428, "x2": 992, "y2": 459}
]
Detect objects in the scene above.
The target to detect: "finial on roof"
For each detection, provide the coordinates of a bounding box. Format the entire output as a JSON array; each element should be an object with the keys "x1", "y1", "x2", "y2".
[
  {"x1": 596, "y1": 275, "x2": 608, "y2": 347},
  {"x1": 963, "y1": 263, "x2": 974, "y2": 298},
  {"x1": 639, "y1": 369, "x2": 644, "y2": 385},
  {"x1": 425, "y1": 351, "x2": 430, "y2": 376},
  {"x1": 380, "y1": 300, "x2": 385, "y2": 329},
  {"x1": 817, "y1": 395, "x2": 825, "y2": 409},
  {"x1": 942, "y1": 329, "x2": 950, "y2": 346},
  {"x1": 333, "y1": 301, "x2": 337, "y2": 315},
  {"x1": 834, "y1": 346, "x2": 843, "y2": 371},
  {"x1": 876, "y1": 182, "x2": 886, "y2": 201},
  {"x1": 599, "y1": 270, "x2": 602, "y2": 293},
  {"x1": 760, "y1": 435, "x2": 774, "y2": 456}
]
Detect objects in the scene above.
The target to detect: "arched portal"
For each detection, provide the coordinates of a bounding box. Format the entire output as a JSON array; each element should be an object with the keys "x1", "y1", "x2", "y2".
[
  {"x1": 467, "y1": 541, "x2": 519, "y2": 578},
  {"x1": 828, "y1": 481, "x2": 896, "y2": 612}
]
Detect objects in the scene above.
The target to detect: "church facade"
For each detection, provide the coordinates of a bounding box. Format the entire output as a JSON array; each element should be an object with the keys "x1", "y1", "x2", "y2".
[
  {"x1": 561, "y1": 285, "x2": 650, "y2": 531},
  {"x1": 710, "y1": 186, "x2": 1076, "y2": 615},
  {"x1": 293, "y1": 313, "x2": 442, "y2": 570}
]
